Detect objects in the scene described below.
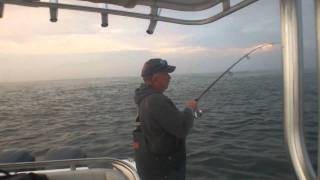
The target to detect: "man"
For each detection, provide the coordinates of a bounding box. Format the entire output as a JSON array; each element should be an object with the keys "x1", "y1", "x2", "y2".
[{"x1": 133, "y1": 58, "x2": 197, "y2": 180}]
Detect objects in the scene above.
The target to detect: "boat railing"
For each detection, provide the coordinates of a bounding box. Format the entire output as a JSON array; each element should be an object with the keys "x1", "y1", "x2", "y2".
[
  {"x1": 0, "y1": 157, "x2": 138, "y2": 179},
  {"x1": 0, "y1": 0, "x2": 258, "y2": 33}
]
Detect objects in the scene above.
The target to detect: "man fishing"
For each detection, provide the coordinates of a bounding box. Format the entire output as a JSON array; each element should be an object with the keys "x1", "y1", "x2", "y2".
[{"x1": 133, "y1": 58, "x2": 197, "y2": 180}]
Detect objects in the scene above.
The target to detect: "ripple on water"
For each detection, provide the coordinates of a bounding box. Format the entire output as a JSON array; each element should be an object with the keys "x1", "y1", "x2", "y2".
[{"x1": 0, "y1": 73, "x2": 316, "y2": 180}]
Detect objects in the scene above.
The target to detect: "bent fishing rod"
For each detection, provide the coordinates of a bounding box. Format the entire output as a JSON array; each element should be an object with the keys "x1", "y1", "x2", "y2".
[{"x1": 193, "y1": 43, "x2": 275, "y2": 118}]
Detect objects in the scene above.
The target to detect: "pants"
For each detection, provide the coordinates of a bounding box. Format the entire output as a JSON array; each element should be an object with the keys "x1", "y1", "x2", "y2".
[
  {"x1": 133, "y1": 129, "x2": 186, "y2": 180},
  {"x1": 137, "y1": 156, "x2": 186, "y2": 180}
]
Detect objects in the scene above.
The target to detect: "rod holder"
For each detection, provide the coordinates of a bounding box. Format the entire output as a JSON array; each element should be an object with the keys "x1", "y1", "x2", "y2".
[
  {"x1": 0, "y1": 0, "x2": 4, "y2": 18},
  {"x1": 146, "y1": 20, "x2": 157, "y2": 34},
  {"x1": 222, "y1": 0, "x2": 230, "y2": 11},
  {"x1": 101, "y1": 4, "x2": 108, "y2": 27},
  {"x1": 49, "y1": 0, "x2": 58, "y2": 22},
  {"x1": 146, "y1": 7, "x2": 159, "y2": 34}
]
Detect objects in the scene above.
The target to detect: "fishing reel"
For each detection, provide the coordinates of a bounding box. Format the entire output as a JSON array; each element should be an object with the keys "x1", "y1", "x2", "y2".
[{"x1": 194, "y1": 109, "x2": 203, "y2": 119}]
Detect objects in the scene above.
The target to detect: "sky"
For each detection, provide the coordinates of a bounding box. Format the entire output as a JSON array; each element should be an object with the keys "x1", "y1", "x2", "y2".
[{"x1": 0, "y1": 0, "x2": 316, "y2": 82}]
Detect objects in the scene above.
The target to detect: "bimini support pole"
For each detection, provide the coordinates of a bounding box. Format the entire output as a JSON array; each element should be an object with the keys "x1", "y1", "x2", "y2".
[
  {"x1": 280, "y1": 0, "x2": 316, "y2": 179},
  {"x1": 315, "y1": 0, "x2": 320, "y2": 178}
]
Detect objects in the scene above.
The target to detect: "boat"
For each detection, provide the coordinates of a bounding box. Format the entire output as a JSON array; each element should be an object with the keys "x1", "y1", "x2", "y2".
[{"x1": 0, "y1": 0, "x2": 318, "y2": 179}]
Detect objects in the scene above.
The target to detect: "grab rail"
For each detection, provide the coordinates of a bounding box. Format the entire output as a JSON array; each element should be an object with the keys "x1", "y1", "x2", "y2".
[
  {"x1": 0, "y1": 157, "x2": 139, "y2": 180},
  {"x1": 0, "y1": 0, "x2": 258, "y2": 33},
  {"x1": 280, "y1": 0, "x2": 316, "y2": 179},
  {"x1": 315, "y1": 0, "x2": 320, "y2": 178}
]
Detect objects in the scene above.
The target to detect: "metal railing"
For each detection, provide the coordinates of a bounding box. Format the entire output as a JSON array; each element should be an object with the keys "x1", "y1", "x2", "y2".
[
  {"x1": 315, "y1": 0, "x2": 320, "y2": 178},
  {"x1": 0, "y1": 157, "x2": 139, "y2": 179},
  {"x1": 0, "y1": 0, "x2": 258, "y2": 33},
  {"x1": 281, "y1": 0, "x2": 317, "y2": 179}
]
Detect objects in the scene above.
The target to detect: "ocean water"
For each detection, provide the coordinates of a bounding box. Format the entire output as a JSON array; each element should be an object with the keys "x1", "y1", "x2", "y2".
[{"x1": 0, "y1": 71, "x2": 317, "y2": 180}]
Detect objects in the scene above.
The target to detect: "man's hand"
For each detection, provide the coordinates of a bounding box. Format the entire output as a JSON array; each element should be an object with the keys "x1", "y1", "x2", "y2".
[{"x1": 185, "y1": 100, "x2": 198, "y2": 110}]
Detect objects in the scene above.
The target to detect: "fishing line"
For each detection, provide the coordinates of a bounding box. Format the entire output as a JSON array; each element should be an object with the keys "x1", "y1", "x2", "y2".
[{"x1": 193, "y1": 43, "x2": 275, "y2": 118}]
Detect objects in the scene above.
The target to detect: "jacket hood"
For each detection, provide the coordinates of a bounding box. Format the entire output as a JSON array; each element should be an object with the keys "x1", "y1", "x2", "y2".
[{"x1": 134, "y1": 83, "x2": 158, "y2": 105}]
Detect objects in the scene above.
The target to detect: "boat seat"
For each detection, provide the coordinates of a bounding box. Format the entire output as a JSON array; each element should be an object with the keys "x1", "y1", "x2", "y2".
[{"x1": 45, "y1": 169, "x2": 127, "y2": 180}]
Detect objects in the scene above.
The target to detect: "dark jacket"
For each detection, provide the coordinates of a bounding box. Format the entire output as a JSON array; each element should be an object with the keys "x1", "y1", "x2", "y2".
[{"x1": 134, "y1": 84, "x2": 194, "y2": 155}]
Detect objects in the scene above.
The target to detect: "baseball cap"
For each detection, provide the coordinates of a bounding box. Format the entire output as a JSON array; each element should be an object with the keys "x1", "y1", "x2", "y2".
[{"x1": 141, "y1": 58, "x2": 176, "y2": 77}]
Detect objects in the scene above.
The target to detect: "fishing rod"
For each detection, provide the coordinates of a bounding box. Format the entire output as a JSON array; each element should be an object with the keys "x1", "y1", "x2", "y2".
[{"x1": 193, "y1": 43, "x2": 275, "y2": 118}]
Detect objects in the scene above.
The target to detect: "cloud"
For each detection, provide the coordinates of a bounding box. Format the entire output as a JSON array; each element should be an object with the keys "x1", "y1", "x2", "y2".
[
  {"x1": 0, "y1": 32, "x2": 265, "y2": 57},
  {"x1": 0, "y1": 44, "x2": 279, "y2": 82},
  {"x1": 0, "y1": 19, "x2": 198, "y2": 55},
  {"x1": 0, "y1": 0, "x2": 315, "y2": 82},
  {"x1": 0, "y1": 34, "x2": 146, "y2": 54},
  {"x1": 151, "y1": 46, "x2": 207, "y2": 54}
]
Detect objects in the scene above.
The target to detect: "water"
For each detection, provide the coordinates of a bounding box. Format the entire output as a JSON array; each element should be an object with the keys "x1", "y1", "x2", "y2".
[{"x1": 0, "y1": 71, "x2": 317, "y2": 180}]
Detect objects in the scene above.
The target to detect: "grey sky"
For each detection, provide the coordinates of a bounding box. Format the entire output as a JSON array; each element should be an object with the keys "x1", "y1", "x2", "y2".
[{"x1": 0, "y1": 0, "x2": 316, "y2": 82}]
